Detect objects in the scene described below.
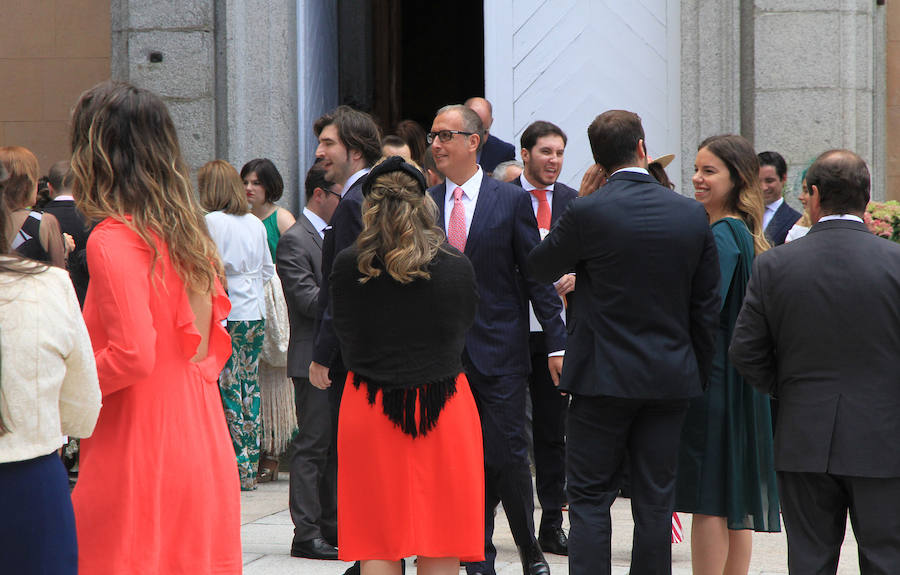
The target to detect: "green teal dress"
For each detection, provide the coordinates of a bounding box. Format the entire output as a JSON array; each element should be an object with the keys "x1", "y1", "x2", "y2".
[
  {"x1": 261, "y1": 209, "x2": 280, "y2": 261},
  {"x1": 675, "y1": 217, "x2": 780, "y2": 532}
]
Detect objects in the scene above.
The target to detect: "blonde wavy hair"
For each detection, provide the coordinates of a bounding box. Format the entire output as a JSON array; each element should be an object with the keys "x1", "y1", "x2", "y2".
[
  {"x1": 69, "y1": 81, "x2": 223, "y2": 292},
  {"x1": 699, "y1": 135, "x2": 770, "y2": 255},
  {"x1": 356, "y1": 170, "x2": 445, "y2": 284}
]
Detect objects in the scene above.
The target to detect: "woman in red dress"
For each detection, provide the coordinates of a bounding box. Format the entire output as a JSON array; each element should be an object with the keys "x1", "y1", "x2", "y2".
[
  {"x1": 325, "y1": 156, "x2": 484, "y2": 575},
  {"x1": 68, "y1": 81, "x2": 241, "y2": 574}
]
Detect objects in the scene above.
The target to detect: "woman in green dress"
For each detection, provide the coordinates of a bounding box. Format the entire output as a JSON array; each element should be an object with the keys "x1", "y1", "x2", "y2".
[{"x1": 676, "y1": 134, "x2": 780, "y2": 575}]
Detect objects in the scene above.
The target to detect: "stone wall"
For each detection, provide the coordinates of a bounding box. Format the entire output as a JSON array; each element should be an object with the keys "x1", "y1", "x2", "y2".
[{"x1": 110, "y1": 0, "x2": 299, "y2": 213}]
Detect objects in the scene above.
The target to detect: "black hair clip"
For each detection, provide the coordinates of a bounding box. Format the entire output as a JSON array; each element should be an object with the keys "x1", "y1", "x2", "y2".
[{"x1": 362, "y1": 155, "x2": 427, "y2": 197}]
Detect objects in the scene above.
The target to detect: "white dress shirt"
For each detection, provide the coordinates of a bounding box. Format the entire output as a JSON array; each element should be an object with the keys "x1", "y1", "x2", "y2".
[
  {"x1": 818, "y1": 214, "x2": 864, "y2": 223},
  {"x1": 303, "y1": 207, "x2": 328, "y2": 240},
  {"x1": 763, "y1": 197, "x2": 784, "y2": 229},
  {"x1": 344, "y1": 168, "x2": 370, "y2": 196},
  {"x1": 443, "y1": 167, "x2": 484, "y2": 234},
  {"x1": 610, "y1": 166, "x2": 650, "y2": 177},
  {"x1": 205, "y1": 212, "x2": 275, "y2": 321}
]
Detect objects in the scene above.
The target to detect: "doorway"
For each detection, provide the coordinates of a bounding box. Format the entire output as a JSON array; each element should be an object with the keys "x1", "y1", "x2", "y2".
[{"x1": 338, "y1": 0, "x2": 485, "y2": 134}]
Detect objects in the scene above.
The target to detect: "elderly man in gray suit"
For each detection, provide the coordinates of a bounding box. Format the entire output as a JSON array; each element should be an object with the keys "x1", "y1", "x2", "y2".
[
  {"x1": 276, "y1": 162, "x2": 342, "y2": 560},
  {"x1": 730, "y1": 149, "x2": 900, "y2": 575}
]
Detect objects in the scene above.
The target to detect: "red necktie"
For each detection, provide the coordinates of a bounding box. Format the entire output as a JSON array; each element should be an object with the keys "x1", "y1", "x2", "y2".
[
  {"x1": 531, "y1": 189, "x2": 551, "y2": 230},
  {"x1": 448, "y1": 187, "x2": 467, "y2": 252}
]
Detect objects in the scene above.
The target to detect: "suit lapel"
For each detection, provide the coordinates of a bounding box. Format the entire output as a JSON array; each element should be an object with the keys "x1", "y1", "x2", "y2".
[
  {"x1": 466, "y1": 177, "x2": 498, "y2": 255},
  {"x1": 300, "y1": 214, "x2": 323, "y2": 249},
  {"x1": 431, "y1": 182, "x2": 448, "y2": 232}
]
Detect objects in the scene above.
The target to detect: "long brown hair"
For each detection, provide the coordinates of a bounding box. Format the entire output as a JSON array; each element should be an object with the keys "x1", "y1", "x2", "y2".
[
  {"x1": 356, "y1": 170, "x2": 445, "y2": 284},
  {"x1": 698, "y1": 135, "x2": 770, "y2": 255},
  {"x1": 69, "y1": 81, "x2": 223, "y2": 292}
]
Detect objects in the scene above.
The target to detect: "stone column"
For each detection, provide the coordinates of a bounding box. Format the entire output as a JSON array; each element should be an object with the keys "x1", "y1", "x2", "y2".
[
  {"x1": 680, "y1": 0, "x2": 744, "y2": 191},
  {"x1": 219, "y1": 0, "x2": 299, "y2": 213},
  {"x1": 111, "y1": 0, "x2": 217, "y2": 177},
  {"x1": 753, "y1": 0, "x2": 881, "y2": 200}
]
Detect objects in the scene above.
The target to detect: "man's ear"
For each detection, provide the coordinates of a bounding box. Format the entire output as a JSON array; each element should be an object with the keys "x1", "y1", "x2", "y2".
[
  {"x1": 636, "y1": 139, "x2": 647, "y2": 161},
  {"x1": 521, "y1": 148, "x2": 531, "y2": 164}
]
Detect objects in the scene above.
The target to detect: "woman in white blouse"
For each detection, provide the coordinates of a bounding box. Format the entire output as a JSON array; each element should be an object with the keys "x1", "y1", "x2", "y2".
[
  {"x1": 198, "y1": 160, "x2": 275, "y2": 490},
  {"x1": 0, "y1": 163, "x2": 101, "y2": 574}
]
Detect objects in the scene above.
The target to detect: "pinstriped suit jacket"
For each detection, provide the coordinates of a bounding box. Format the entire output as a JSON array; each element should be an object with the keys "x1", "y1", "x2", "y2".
[{"x1": 429, "y1": 176, "x2": 566, "y2": 377}]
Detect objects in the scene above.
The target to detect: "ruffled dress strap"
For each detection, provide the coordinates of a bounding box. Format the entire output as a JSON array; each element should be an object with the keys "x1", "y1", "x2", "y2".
[{"x1": 174, "y1": 277, "x2": 232, "y2": 382}]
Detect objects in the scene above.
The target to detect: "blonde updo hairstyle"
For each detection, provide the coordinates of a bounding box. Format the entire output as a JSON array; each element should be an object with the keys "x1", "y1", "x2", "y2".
[
  {"x1": 356, "y1": 169, "x2": 445, "y2": 284},
  {"x1": 698, "y1": 134, "x2": 770, "y2": 255}
]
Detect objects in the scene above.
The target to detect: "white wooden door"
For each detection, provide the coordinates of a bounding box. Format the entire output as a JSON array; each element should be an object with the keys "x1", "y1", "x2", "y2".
[{"x1": 485, "y1": 0, "x2": 681, "y2": 190}]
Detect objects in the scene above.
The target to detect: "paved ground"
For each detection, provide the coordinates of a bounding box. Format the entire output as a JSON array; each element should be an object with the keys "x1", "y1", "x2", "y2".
[{"x1": 241, "y1": 472, "x2": 862, "y2": 574}]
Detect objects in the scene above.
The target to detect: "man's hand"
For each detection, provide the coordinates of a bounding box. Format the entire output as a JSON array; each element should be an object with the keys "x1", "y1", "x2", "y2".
[
  {"x1": 63, "y1": 232, "x2": 75, "y2": 255},
  {"x1": 578, "y1": 164, "x2": 608, "y2": 197},
  {"x1": 554, "y1": 273, "x2": 576, "y2": 297},
  {"x1": 309, "y1": 361, "x2": 332, "y2": 390},
  {"x1": 548, "y1": 355, "x2": 564, "y2": 387}
]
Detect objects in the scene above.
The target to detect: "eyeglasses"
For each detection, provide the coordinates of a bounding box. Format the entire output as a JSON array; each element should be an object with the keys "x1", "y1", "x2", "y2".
[
  {"x1": 324, "y1": 188, "x2": 341, "y2": 199},
  {"x1": 426, "y1": 130, "x2": 475, "y2": 144}
]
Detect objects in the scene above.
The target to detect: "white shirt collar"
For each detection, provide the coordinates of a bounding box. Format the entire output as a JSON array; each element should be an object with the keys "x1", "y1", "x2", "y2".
[
  {"x1": 519, "y1": 174, "x2": 555, "y2": 193},
  {"x1": 610, "y1": 167, "x2": 650, "y2": 177},
  {"x1": 53, "y1": 194, "x2": 75, "y2": 201},
  {"x1": 445, "y1": 167, "x2": 484, "y2": 203},
  {"x1": 302, "y1": 207, "x2": 328, "y2": 239},
  {"x1": 818, "y1": 214, "x2": 864, "y2": 224},
  {"x1": 766, "y1": 197, "x2": 784, "y2": 212},
  {"x1": 343, "y1": 168, "x2": 370, "y2": 195}
]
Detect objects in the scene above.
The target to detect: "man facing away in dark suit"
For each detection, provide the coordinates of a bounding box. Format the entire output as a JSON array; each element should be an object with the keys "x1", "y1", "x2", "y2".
[
  {"x1": 428, "y1": 104, "x2": 566, "y2": 575},
  {"x1": 511, "y1": 120, "x2": 577, "y2": 556},
  {"x1": 730, "y1": 149, "x2": 900, "y2": 575},
  {"x1": 43, "y1": 160, "x2": 91, "y2": 306},
  {"x1": 465, "y1": 97, "x2": 515, "y2": 175},
  {"x1": 528, "y1": 110, "x2": 720, "y2": 575},
  {"x1": 277, "y1": 163, "x2": 341, "y2": 560},
  {"x1": 758, "y1": 150, "x2": 801, "y2": 246},
  {"x1": 306, "y1": 106, "x2": 381, "y2": 575}
]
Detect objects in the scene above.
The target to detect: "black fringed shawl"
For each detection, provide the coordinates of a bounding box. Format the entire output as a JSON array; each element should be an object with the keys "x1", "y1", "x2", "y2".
[{"x1": 330, "y1": 245, "x2": 478, "y2": 437}]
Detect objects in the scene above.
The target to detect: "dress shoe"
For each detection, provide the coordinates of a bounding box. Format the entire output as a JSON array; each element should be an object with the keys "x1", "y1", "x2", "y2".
[
  {"x1": 290, "y1": 536, "x2": 338, "y2": 560},
  {"x1": 538, "y1": 525, "x2": 569, "y2": 556},
  {"x1": 342, "y1": 562, "x2": 360, "y2": 575},
  {"x1": 518, "y1": 542, "x2": 550, "y2": 575}
]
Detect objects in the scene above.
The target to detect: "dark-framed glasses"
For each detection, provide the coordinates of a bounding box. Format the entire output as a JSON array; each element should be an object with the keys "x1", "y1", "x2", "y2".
[{"x1": 426, "y1": 130, "x2": 475, "y2": 144}]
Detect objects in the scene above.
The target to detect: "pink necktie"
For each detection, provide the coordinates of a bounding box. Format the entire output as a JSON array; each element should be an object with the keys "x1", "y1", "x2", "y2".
[{"x1": 448, "y1": 186, "x2": 467, "y2": 252}]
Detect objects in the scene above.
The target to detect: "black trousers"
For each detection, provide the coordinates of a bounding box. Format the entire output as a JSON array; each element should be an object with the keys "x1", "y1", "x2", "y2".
[
  {"x1": 778, "y1": 471, "x2": 900, "y2": 575},
  {"x1": 463, "y1": 354, "x2": 537, "y2": 575},
  {"x1": 528, "y1": 332, "x2": 568, "y2": 532},
  {"x1": 566, "y1": 395, "x2": 689, "y2": 575},
  {"x1": 289, "y1": 377, "x2": 337, "y2": 543}
]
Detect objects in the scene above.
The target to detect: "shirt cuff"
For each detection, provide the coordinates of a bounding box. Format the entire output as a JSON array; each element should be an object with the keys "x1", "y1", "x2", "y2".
[{"x1": 548, "y1": 350, "x2": 565, "y2": 358}]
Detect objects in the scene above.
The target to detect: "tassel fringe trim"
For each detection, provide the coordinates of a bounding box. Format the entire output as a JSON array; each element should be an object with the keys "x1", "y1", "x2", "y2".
[{"x1": 352, "y1": 373, "x2": 458, "y2": 438}]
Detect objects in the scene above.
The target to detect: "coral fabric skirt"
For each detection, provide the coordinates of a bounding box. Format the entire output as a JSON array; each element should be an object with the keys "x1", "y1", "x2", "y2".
[{"x1": 337, "y1": 372, "x2": 485, "y2": 562}]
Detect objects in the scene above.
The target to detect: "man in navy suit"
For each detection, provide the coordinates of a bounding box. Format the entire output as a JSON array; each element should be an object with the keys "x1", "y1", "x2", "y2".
[
  {"x1": 528, "y1": 110, "x2": 720, "y2": 575},
  {"x1": 758, "y1": 150, "x2": 801, "y2": 245},
  {"x1": 307, "y1": 106, "x2": 381, "y2": 575},
  {"x1": 428, "y1": 104, "x2": 566, "y2": 575},
  {"x1": 465, "y1": 97, "x2": 515, "y2": 175},
  {"x1": 43, "y1": 161, "x2": 90, "y2": 306},
  {"x1": 510, "y1": 120, "x2": 577, "y2": 556}
]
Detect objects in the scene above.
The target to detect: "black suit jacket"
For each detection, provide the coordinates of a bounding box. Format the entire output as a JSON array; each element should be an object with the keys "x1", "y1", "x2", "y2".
[
  {"x1": 312, "y1": 176, "x2": 367, "y2": 370},
  {"x1": 478, "y1": 134, "x2": 515, "y2": 175},
  {"x1": 429, "y1": 175, "x2": 566, "y2": 377},
  {"x1": 528, "y1": 170, "x2": 720, "y2": 398},
  {"x1": 43, "y1": 198, "x2": 90, "y2": 306},
  {"x1": 764, "y1": 200, "x2": 801, "y2": 246},
  {"x1": 276, "y1": 214, "x2": 323, "y2": 379},
  {"x1": 730, "y1": 219, "x2": 900, "y2": 477}
]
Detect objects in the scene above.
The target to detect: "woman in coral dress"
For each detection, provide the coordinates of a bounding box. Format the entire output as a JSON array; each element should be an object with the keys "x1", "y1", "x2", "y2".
[{"x1": 68, "y1": 81, "x2": 241, "y2": 574}]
